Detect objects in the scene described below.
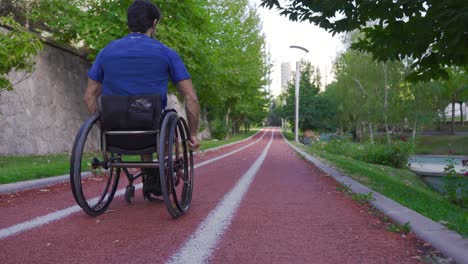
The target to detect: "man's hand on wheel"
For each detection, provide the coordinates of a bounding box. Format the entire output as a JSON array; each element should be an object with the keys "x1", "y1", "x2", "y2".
[{"x1": 188, "y1": 135, "x2": 200, "y2": 151}]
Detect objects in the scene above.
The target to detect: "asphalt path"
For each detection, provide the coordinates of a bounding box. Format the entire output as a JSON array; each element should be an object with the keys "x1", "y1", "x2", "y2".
[{"x1": 0, "y1": 128, "x2": 426, "y2": 263}]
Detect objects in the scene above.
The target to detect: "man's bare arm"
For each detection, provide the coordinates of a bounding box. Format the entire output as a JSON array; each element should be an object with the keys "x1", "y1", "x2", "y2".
[
  {"x1": 84, "y1": 78, "x2": 102, "y2": 115},
  {"x1": 176, "y1": 79, "x2": 200, "y2": 150}
]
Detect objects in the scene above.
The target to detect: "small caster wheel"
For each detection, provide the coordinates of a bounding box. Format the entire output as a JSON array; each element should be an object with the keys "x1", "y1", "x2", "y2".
[{"x1": 125, "y1": 185, "x2": 135, "y2": 204}]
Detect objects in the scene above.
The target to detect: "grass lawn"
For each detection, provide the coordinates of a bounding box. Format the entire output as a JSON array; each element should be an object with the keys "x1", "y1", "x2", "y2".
[
  {"x1": 451, "y1": 125, "x2": 468, "y2": 132},
  {"x1": 299, "y1": 144, "x2": 468, "y2": 237},
  {"x1": 0, "y1": 129, "x2": 259, "y2": 184},
  {"x1": 0, "y1": 153, "x2": 74, "y2": 184},
  {"x1": 199, "y1": 129, "x2": 258, "y2": 150},
  {"x1": 282, "y1": 130, "x2": 294, "y2": 141},
  {"x1": 415, "y1": 135, "x2": 468, "y2": 155}
]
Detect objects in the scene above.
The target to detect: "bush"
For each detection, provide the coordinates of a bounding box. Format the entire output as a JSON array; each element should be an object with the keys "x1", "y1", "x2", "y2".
[
  {"x1": 210, "y1": 119, "x2": 229, "y2": 140},
  {"x1": 282, "y1": 130, "x2": 294, "y2": 141},
  {"x1": 363, "y1": 141, "x2": 414, "y2": 168},
  {"x1": 317, "y1": 140, "x2": 413, "y2": 168},
  {"x1": 443, "y1": 158, "x2": 468, "y2": 208},
  {"x1": 320, "y1": 139, "x2": 360, "y2": 159}
]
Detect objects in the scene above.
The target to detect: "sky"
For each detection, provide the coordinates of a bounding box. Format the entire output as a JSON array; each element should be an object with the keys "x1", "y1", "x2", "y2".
[{"x1": 248, "y1": 0, "x2": 344, "y2": 96}]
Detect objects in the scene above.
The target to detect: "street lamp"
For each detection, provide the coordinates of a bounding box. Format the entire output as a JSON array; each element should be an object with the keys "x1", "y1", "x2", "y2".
[{"x1": 290, "y1": 45, "x2": 309, "y2": 142}]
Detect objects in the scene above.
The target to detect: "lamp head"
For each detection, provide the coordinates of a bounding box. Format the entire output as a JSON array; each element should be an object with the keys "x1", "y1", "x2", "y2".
[{"x1": 290, "y1": 45, "x2": 309, "y2": 53}]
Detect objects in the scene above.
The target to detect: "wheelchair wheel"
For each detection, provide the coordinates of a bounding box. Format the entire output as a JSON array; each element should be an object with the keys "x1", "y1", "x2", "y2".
[
  {"x1": 70, "y1": 113, "x2": 120, "y2": 217},
  {"x1": 159, "y1": 111, "x2": 194, "y2": 218}
]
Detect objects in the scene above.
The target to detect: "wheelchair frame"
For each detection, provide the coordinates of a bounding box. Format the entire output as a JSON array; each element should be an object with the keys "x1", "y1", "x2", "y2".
[{"x1": 70, "y1": 109, "x2": 194, "y2": 218}]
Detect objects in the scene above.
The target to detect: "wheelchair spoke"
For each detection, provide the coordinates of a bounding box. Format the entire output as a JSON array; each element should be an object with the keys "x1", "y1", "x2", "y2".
[
  {"x1": 159, "y1": 112, "x2": 194, "y2": 218},
  {"x1": 88, "y1": 168, "x2": 114, "y2": 209},
  {"x1": 70, "y1": 113, "x2": 119, "y2": 217}
]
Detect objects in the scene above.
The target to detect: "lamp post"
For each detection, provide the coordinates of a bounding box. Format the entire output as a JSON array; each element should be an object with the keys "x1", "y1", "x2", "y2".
[{"x1": 290, "y1": 45, "x2": 309, "y2": 142}]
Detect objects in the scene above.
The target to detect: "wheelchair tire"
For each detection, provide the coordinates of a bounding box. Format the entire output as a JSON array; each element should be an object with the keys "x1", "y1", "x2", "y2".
[
  {"x1": 159, "y1": 111, "x2": 194, "y2": 218},
  {"x1": 70, "y1": 113, "x2": 120, "y2": 217}
]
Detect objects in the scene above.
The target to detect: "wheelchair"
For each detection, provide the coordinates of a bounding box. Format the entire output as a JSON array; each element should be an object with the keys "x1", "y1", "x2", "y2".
[{"x1": 70, "y1": 94, "x2": 194, "y2": 218}]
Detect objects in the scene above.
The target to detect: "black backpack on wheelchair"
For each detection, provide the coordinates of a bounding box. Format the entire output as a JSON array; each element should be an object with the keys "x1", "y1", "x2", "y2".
[{"x1": 70, "y1": 94, "x2": 194, "y2": 218}]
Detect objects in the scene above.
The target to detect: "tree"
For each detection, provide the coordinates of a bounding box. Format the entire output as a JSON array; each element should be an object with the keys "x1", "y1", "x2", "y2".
[
  {"x1": 267, "y1": 97, "x2": 282, "y2": 126},
  {"x1": 0, "y1": 16, "x2": 43, "y2": 93},
  {"x1": 0, "y1": 0, "x2": 31, "y2": 26},
  {"x1": 331, "y1": 48, "x2": 404, "y2": 143},
  {"x1": 443, "y1": 68, "x2": 468, "y2": 134},
  {"x1": 282, "y1": 61, "x2": 334, "y2": 133},
  {"x1": 27, "y1": 0, "x2": 270, "y2": 134},
  {"x1": 260, "y1": 0, "x2": 468, "y2": 82},
  {"x1": 409, "y1": 80, "x2": 449, "y2": 134},
  {"x1": 202, "y1": 0, "x2": 270, "y2": 135}
]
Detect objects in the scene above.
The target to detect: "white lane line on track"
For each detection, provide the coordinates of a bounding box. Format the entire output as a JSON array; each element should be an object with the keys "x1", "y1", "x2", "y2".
[
  {"x1": 194, "y1": 129, "x2": 262, "y2": 155},
  {"x1": 194, "y1": 129, "x2": 268, "y2": 169},
  {"x1": 0, "y1": 129, "x2": 270, "y2": 240},
  {"x1": 0, "y1": 131, "x2": 264, "y2": 195},
  {"x1": 166, "y1": 129, "x2": 275, "y2": 264}
]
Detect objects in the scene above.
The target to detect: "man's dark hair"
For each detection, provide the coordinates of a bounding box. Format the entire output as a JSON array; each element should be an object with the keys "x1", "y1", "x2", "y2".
[{"x1": 127, "y1": 0, "x2": 161, "y2": 33}]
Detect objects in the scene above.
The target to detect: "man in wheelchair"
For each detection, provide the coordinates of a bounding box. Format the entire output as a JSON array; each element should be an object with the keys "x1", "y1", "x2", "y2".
[{"x1": 82, "y1": 0, "x2": 200, "y2": 202}]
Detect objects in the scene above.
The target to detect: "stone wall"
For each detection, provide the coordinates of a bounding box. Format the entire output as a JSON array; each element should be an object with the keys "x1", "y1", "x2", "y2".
[
  {"x1": 1, "y1": 34, "x2": 209, "y2": 155},
  {"x1": 0, "y1": 43, "x2": 93, "y2": 155}
]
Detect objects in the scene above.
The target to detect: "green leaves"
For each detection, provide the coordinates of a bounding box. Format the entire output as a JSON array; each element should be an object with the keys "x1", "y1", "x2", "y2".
[
  {"x1": 260, "y1": 0, "x2": 468, "y2": 82},
  {"x1": 281, "y1": 61, "x2": 333, "y2": 132},
  {"x1": 0, "y1": 16, "x2": 43, "y2": 93},
  {"x1": 27, "y1": 0, "x2": 269, "y2": 131}
]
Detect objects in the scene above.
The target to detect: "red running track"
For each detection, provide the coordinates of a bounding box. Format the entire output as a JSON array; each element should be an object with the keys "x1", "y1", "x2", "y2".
[{"x1": 0, "y1": 128, "x2": 424, "y2": 263}]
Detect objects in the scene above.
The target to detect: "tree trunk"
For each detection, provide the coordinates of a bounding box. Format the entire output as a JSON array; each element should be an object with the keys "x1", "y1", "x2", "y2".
[
  {"x1": 412, "y1": 118, "x2": 417, "y2": 140},
  {"x1": 225, "y1": 105, "x2": 231, "y2": 139},
  {"x1": 383, "y1": 63, "x2": 391, "y2": 144},
  {"x1": 357, "y1": 123, "x2": 363, "y2": 142},
  {"x1": 200, "y1": 106, "x2": 208, "y2": 136},
  {"x1": 360, "y1": 124, "x2": 364, "y2": 142},
  {"x1": 437, "y1": 110, "x2": 442, "y2": 131},
  {"x1": 442, "y1": 109, "x2": 447, "y2": 129},
  {"x1": 351, "y1": 126, "x2": 358, "y2": 142},
  {"x1": 451, "y1": 94, "x2": 456, "y2": 135},
  {"x1": 460, "y1": 102, "x2": 464, "y2": 127},
  {"x1": 368, "y1": 122, "x2": 374, "y2": 144}
]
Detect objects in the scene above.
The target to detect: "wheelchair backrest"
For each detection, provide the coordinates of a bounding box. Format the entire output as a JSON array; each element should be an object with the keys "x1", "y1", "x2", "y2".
[{"x1": 100, "y1": 94, "x2": 162, "y2": 131}]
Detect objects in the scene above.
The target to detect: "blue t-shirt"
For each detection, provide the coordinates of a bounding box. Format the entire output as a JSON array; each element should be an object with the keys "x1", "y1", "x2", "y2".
[{"x1": 87, "y1": 33, "x2": 190, "y2": 108}]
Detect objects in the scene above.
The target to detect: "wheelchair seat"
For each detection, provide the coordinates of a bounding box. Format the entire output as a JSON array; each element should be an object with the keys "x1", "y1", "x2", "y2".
[{"x1": 100, "y1": 94, "x2": 162, "y2": 154}]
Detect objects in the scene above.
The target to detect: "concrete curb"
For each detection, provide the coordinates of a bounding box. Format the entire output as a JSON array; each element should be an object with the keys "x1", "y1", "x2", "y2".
[
  {"x1": 0, "y1": 130, "x2": 263, "y2": 195},
  {"x1": 281, "y1": 133, "x2": 468, "y2": 264},
  {"x1": 411, "y1": 154, "x2": 468, "y2": 159},
  {"x1": 0, "y1": 174, "x2": 70, "y2": 195}
]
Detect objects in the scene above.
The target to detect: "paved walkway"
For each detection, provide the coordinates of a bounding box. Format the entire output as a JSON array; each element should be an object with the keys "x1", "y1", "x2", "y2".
[
  {"x1": 409, "y1": 155, "x2": 468, "y2": 176},
  {"x1": 1, "y1": 128, "x2": 467, "y2": 263},
  {"x1": 421, "y1": 131, "x2": 468, "y2": 136}
]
